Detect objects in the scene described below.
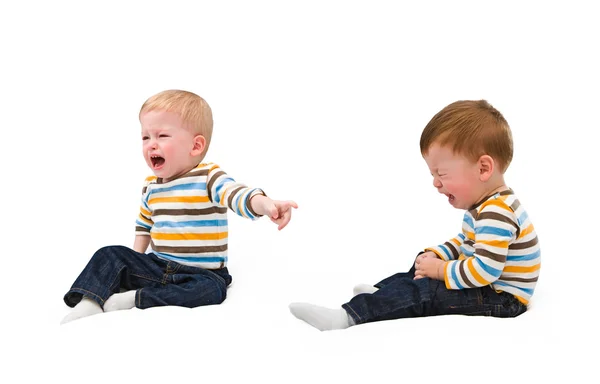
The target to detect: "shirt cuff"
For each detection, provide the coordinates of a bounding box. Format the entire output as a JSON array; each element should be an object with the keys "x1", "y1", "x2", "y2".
[{"x1": 246, "y1": 188, "x2": 267, "y2": 218}]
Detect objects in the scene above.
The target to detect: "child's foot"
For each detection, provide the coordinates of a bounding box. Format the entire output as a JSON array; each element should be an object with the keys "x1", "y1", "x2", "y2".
[
  {"x1": 104, "y1": 290, "x2": 136, "y2": 312},
  {"x1": 60, "y1": 297, "x2": 103, "y2": 325},
  {"x1": 353, "y1": 283, "x2": 379, "y2": 296},
  {"x1": 289, "y1": 303, "x2": 354, "y2": 331}
]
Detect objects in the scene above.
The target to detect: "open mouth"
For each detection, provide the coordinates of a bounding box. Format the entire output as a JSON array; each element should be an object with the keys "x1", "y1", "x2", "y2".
[{"x1": 150, "y1": 155, "x2": 165, "y2": 169}]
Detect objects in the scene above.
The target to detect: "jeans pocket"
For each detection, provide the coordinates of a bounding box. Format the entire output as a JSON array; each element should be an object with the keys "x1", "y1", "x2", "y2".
[{"x1": 435, "y1": 287, "x2": 490, "y2": 316}]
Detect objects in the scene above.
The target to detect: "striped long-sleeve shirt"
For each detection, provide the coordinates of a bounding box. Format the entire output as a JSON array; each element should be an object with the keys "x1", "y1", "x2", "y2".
[
  {"x1": 426, "y1": 189, "x2": 540, "y2": 304},
  {"x1": 135, "y1": 163, "x2": 265, "y2": 269}
]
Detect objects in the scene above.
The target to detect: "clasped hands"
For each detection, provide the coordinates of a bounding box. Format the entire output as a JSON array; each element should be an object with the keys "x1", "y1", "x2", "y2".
[{"x1": 414, "y1": 251, "x2": 446, "y2": 281}]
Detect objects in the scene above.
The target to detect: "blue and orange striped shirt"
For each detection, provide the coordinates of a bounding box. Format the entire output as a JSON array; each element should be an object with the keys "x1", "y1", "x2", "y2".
[
  {"x1": 426, "y1": 189, "x2": 540, "y2": 304},
  {"x1": 135, "y1": 163, "x2": 265, "y2": 269}
]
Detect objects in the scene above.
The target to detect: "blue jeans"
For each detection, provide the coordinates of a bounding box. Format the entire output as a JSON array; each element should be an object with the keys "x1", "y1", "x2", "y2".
[
  {"x1": 64, "y1": 245, "x2": 232, "y2": 310},
  {"x1": 342, "y1": 259, "x2": 527, "y2": 325}
]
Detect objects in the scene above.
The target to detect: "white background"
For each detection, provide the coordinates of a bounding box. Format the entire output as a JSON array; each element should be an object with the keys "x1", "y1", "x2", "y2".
[{"x1": 1, "y1": 1, "x2": 598, "y2": 382}]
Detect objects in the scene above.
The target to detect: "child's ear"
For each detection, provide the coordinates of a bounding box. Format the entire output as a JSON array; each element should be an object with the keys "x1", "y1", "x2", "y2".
[
  {"x1": 478, "y1": 155, "x2": 494, "y2": 181},
  {"x1": 191, "y1": 135, "x2": 206, "y2": 156}
]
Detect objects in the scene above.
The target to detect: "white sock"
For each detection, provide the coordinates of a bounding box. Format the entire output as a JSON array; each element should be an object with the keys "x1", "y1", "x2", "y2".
[
  {"x1": 353, "y1": 283, "x2": 379, "y2": 296},
  {"x1": 289, "y1": 303, "x2": 353, "y2": 331},
  {"x1": 61, "y1": 297, "x2": 103, "y2": 325},
  {"x1": 104, "y1": 290, "x2": 136, "y2": 312}
]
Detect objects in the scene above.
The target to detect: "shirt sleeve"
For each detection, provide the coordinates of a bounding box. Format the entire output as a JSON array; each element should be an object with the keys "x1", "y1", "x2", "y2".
[
  {"x1": 443, "y1": 199, "x2": 519, "y2": 290},
  {"x1": 425, "y1": 233, "x2": 466, "y2": 261},
  {"x1": 206, "y1": 164, "x2": 266, "y2": 220},
  {"x1": 135, "y1": 177, "x2": 155, "y2": 235}
]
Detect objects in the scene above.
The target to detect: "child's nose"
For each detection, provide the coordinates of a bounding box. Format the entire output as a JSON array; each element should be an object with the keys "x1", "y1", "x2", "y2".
[{"x1": 433, "y1": 177, "x2": 442, "y2": 188}]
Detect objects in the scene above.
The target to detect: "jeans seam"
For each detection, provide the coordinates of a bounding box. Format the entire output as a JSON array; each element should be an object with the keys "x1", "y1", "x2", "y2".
[
  {"x1": 343, "y1": 304, "x2": 362, "y2": 324},
  {"x1": 131, "y1": 273, "x2": 163, "y2": 284},
  {"x1": 494, "y1": 304, "x2": 501, "y2": 315},
  {"x1": 137, "y1": 288, "x2": 142, "y2": 308}
]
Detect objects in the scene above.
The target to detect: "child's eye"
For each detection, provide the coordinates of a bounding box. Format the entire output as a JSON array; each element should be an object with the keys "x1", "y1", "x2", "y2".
[
  {"x1": 142, "y1": 136, "x2": 149, "y2": 141},
  {"x1": 159, "y1": 134, "x2": 170, "y2": 138}
]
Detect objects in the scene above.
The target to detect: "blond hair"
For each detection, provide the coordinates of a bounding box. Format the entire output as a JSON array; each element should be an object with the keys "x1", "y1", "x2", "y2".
[
  {"x1": 420, "y1": 100, "x2": 513, "y2": 173},
  {"x1": 140, "y1": 90, "x2": 213, "y2": 154}
]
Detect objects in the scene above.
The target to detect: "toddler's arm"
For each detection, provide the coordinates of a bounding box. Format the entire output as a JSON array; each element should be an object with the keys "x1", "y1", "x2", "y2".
[
  {"x1": 443, "y1": 200, "x2": 518, "y2": 289},
  {"x1": 206, "y1": 164, "x2": 297, "y2": 229},
  {"x1": 425, "y1": 233, "x2": 466, "y2": 261},
  {"x1": 206, "y1": 164, "x2": 265, "y2": 219},
  {"x1": 133, "y1": 178, "x2": 154, "y2": 253},
  {"x1": 133, "y1": 235, "x2": 151, "y2": 253}
]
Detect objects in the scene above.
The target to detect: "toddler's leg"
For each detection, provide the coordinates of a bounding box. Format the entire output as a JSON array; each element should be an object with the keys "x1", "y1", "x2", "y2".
[
  {"x1": 60, "y1": 297, "x2": 103, "y2": 325},
  {"x1": 135, "y1": 266, "x2": 231, "y2": 309},
  {"x1": 288, "y1": 303, "x2": 355, "y2": 331},
  {"x1": 290, "y1": 272, "x2": 432, "y2": 330},
  {"x1": 343, "y1": 274, "x2": 432, "y2": 325},
  {"x1": 291, "y1": 255, "x2": 426, "y2": 330},
  {"x1": 62, "y1": 246, "x2": 165, "y2": 324}
]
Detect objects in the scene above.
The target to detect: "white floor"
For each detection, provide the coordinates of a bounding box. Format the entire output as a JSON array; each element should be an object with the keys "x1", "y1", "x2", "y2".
[
  {"x1": 3, "y1": 1, "x2": 598, "y2": 382},
  {"x1": 25, "y1": 206, "x2": 593, "y2": 383}
]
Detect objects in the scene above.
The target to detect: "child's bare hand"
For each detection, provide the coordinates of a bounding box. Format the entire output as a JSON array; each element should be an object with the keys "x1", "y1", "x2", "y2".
[
  {"x1": 416, "y1": 251, "x2": 437, "y2": 262},
  {"x1": 268, "y1": 200, "x2": 298, "y2": 230},
  {"x1": 414, "y1": 253, "x2": 445, "y2": 281},
  {"x1": 251, "y1": 195, "x2": 298, "y2": 230}
]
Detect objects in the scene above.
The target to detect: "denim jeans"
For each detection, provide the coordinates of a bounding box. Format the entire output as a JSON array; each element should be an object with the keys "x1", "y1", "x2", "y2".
[
  {"x1": 342, "y1": 260, "x2": 527, "y2": 325},
  {"x1": 64, "y1": 245, "x2": 232, "y2": 310}
]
